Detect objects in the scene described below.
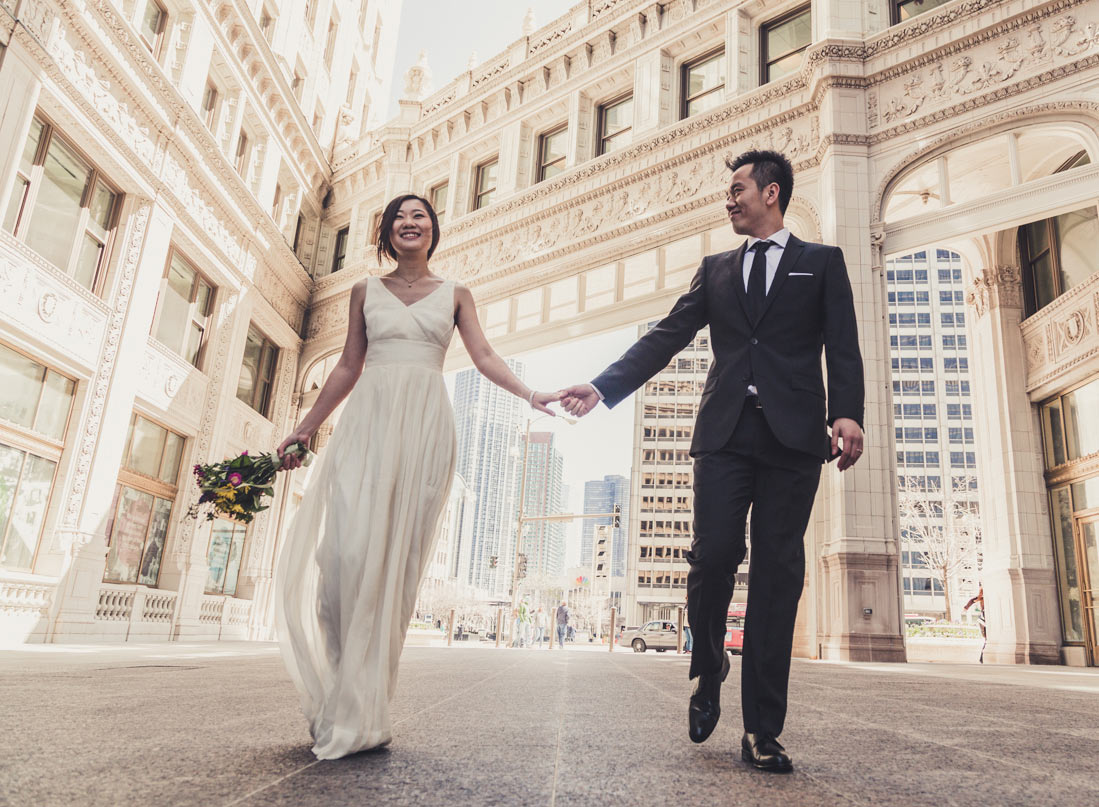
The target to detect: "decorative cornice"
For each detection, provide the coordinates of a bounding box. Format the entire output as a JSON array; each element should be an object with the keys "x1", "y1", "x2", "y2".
[{"x1": 966, "y1": 265, "x2": 1023, "y2": 319}]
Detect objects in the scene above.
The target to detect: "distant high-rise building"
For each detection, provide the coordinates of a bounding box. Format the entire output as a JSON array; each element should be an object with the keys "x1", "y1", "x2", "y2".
[
  {"x1": 581, "y1": 475, "x2": 630, "y2": 575},
  {"x1": 518, "y1": 432, "x2": 565, "y2": 579},
  {"x1": 886, "y1": 249, "x2": 981, "y2": 617},
  {"x1": 452, "y1": 361, "x2": 526, "y2": 598}
]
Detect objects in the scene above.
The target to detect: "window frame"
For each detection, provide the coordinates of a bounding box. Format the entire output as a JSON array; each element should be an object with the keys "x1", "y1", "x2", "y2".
[
  {"x1": 597, "y1": 94, "x2": 633, "y2": 156},
  {"x1": 234, "y1": 130, "x2": 251, "y2": 177},
  {"x1": 150, "y1": 247, "x2": 216, "y2": 369},
  {"x1": 4, "y1": 115, "x2": 121, "y2": 294},
  {"x1": 1018, "y1": 205, "x2": 1099, "y2": 316},
  {"x1": 430, "y1": 181, "x2": 449, "y2": 221},
  {"x1": 138, "y1": 0, "x2": 169, "y2": 60},
  {"x1": 760, "y1": 5, "x2": 812, "y2": 85},
  {"x1": 103, "y1": 412, "x2": 185, "y2": 587},
  {"x1": 331, "y1": 225, "x2": 349, "y2": 274},
  {"x1": 204, "y1": 517, "x2": 249, "y2": 596},
  {"x1": 201, "y1": 80, "x2": 220, "y2": 131},
  {"x1": 890, "y1": 0, "x2": 954, "y2": 25},
  {"x1": 236, "y1": 325, "x2": 279, "y2": 418},
  {"x1": 681, "y1": 47, "x2": 726, "y2": 119},
  {"x1": 537, "y1": 124, "x2": 569, "y2": 183},
  {"x1": 473, "y1": 157, "x2": 500, "y2": 211}
]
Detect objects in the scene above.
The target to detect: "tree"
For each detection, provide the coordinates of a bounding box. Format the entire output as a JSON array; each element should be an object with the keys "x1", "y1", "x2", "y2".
[{"x1": 897, "y1": 473, "x2": 981, "y2": 621}]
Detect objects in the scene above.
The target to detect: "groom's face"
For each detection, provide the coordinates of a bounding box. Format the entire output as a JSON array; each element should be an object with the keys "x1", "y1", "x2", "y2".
[{"x1": 726, "y1": 163, "x2": 778, "y2": 236}]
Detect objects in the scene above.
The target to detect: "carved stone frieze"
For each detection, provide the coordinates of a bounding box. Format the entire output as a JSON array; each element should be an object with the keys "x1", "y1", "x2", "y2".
[
  {"x1": 1020, "y1": 276, "x2": 1099, "y2": 393},
  {"x1": 0, "y1": 237, "x2": 107, "y2": 370},
  {"x1": 62, "y1": 200, "x2": 152, "y2": 530},
  {"x1": 872, "y1": 6, "x2": 1099, "y2": 128},
  {"x1": 966, "y1": 266, "x2": 1023, "y2": 319}
]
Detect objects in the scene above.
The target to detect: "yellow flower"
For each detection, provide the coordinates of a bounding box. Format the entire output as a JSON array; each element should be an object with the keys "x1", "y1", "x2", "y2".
[
  {"x1": 215, "y1": 485, "x2": 236, "y2": 501},
  {"x1": 231, "y1": 504, "x2": 245, "y2": 514}
]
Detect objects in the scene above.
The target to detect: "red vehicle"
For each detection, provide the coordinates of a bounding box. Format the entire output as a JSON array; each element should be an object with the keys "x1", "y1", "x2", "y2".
[{"x1": 724, "y1": 603, "x2": 747, "y2": 654}]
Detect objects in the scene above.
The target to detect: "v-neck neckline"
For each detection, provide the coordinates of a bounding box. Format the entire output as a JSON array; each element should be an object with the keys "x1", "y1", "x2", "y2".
[{"x1": 376, "y1": 276, "x2": 447, "y2": 309}]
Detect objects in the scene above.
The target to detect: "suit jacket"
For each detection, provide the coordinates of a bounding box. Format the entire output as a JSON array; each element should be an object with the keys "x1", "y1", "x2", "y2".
[{"x1": 591, "y1": 234, "x2": 864, "y2": 460}]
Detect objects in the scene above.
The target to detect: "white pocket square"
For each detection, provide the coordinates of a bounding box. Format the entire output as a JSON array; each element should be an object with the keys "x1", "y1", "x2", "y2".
[{"x1": 789, "y1": 272, "x2": 814, "y2": 277}]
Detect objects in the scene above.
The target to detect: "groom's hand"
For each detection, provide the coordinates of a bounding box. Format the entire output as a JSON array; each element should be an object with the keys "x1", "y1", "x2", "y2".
[
  {"x1": 831, "y1": 418, "x2": 864, "y2": 471},
  {"x1": 560, "y1": 384, "x2": 600, "y2": 417}
]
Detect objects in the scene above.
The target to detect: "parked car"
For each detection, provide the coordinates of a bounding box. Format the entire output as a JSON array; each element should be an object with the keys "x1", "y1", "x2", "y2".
[
  {"x1": 725, "y1": 603, "x2": 747, "y2": 654},
  {"x1": 621, "y1": 620, "x2": 681, "y2": 652}
]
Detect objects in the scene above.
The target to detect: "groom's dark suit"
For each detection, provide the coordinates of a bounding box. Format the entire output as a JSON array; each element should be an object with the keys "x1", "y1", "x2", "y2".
[{"x1": 592, "y1": 231, "x2": 863, "y2": 738}]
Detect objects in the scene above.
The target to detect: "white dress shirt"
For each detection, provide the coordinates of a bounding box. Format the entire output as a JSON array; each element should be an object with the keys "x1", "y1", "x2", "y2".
[{"x1": 591, "y1": 228, "x2": 792, "y2": 404}]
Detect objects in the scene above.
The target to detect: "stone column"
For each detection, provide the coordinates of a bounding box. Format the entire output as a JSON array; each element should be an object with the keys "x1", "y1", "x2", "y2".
[
  {"x1": 811, "y1": 143, "x2": 906, "y2": 661},
  {"x1": 724, "y1": 7, "x2": 753, "y2": 98},
  {"x1": 633, "y1": 48, "x2": 673, "y2": 139},
  {"x1": 48, "y1": 197, "x2": 174, "y2": 639},
  {"x1": 814, "y1": 0, "x2": 891, "y2": 39},
  {"x1": 965, "y1": 266, "x2": 1061, "y2": 664}
]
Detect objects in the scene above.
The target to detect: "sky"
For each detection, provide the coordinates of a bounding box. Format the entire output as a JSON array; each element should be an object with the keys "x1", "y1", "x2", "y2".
[{"x1": 387, "y1": 0, "x2": 578, "y2": 119}]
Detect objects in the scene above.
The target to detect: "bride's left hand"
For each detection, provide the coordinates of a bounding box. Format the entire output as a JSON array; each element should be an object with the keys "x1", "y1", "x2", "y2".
[{"x1": 532, "y1": 390, "x2": 564, "y2": 416}]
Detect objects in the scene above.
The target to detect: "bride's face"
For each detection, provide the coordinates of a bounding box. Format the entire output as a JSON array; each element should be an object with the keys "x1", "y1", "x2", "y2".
[{"x1": 391, "y1": 199, "x2": 433, "y2": 257}]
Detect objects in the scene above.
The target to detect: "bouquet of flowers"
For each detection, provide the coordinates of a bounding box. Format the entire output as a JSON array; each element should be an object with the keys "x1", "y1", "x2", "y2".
[{"x1": 187, "y1": 442, "x2": 314, "y2": 523}]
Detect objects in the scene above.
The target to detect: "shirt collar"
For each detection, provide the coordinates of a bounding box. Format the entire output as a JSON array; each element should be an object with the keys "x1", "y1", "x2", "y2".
[{"x1": 746, "y1": 228, "x2": 791, "y2": 251}]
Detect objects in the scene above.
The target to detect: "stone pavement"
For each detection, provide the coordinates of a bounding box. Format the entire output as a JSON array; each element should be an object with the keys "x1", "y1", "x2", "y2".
[{"x1": 3, "y1": 641, "x2": 1099, "y2": 807}]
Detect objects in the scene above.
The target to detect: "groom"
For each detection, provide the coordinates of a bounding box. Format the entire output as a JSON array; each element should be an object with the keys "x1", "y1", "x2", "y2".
[{"x1": 561, "y1": 150, "x2": 865, "y2": 773}]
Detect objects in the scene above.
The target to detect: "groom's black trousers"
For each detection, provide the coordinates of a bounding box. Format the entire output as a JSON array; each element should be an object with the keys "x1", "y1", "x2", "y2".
[{"x1": 686, "y1": 396, "x2": 821, "y2": 739}]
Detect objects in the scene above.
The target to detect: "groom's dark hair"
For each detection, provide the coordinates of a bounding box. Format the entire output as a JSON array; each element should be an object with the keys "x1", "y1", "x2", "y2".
[
  {"x1": 376, "y1": 194, "x2": 441, "y2": 262},
  {"x1": 725, "y1": 150, "x2": 794, "y2": 214}
]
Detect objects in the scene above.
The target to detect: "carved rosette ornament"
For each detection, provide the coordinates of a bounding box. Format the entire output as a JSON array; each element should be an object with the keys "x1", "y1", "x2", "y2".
[{"x1": 966, "y1": 266, "x2": 1022, "y2": 319}]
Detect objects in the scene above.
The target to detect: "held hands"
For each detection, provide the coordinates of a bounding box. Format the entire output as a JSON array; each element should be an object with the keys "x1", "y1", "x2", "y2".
[
  {"x1": 559, "y1": 384, "x2": 600, "y2": 418},
  {"x1": 531, "y1": 390, "x2": 565, "y2": 416},
  {"x1": 277, "y1": 428, "x2": 313, "y2": 471},
  {"x1": 831, "y1": 418, "x2": 865, "y2": 471}
]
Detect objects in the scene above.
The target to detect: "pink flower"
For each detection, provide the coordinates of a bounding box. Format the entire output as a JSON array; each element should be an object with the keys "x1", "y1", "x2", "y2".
[
  {"x1": 193, "y1": 464, "x2": 204, "y2": 477},
  {"x1": 241, "y1": 451, "x2": 249, "y2": 457},
  {"x1": 227, "y1": 472, "x2": 243, "y2": 487}
]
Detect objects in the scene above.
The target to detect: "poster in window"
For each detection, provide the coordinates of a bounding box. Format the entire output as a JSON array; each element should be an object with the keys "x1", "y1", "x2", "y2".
[
  {"x1": 138, "y1": 497, "x2": 172, "y2": 586},
  {"x1": 206, "y1": 521, "x2": 233, "y2": 593},
  {"x1": 104, "y1": 486, "x2": 153, "y2": 583}
]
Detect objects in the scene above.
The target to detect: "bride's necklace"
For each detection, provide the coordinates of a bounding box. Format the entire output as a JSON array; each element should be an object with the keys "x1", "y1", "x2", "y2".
[{"x1": 390, "y1": 273, "x2": 426, "y2": 289}]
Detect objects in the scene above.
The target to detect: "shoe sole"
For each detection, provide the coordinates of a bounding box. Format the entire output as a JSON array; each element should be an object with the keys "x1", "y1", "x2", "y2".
[{"x1": 740, "y1": 748, "x2": 793, "y2": 773}]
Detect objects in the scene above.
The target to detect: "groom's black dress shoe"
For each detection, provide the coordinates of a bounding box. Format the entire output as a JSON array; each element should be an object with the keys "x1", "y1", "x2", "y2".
[
  {"x1": 688, "y1": 651, "x2": 730, "y2": 743},
  {"x1": 741, "y1": 732, "x2": 793, "y2": 773}
]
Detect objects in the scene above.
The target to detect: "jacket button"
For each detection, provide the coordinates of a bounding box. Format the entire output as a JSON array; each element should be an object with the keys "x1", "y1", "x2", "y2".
[{"x1": 750, "y1": 337, "x2": 758, "y2": 345}]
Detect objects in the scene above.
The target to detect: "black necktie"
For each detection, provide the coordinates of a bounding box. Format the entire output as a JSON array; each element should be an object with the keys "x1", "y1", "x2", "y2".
[{"x1": 747, "y1": 240, "x2": 773, "y2": 322}]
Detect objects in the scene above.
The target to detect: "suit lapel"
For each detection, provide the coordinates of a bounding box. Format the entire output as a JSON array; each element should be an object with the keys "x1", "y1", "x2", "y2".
[
  {"x1": 727, "y1": 242, "x2": 750, "y2": 322},
  {"x1": 756, "y1": 235, "x2": 805, "y2": 325}
]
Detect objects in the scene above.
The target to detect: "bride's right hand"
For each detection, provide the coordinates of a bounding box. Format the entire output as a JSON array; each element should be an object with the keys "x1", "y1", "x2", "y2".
[{"x1": 277, "y1": 429, "x2": 312, "y2": 470}]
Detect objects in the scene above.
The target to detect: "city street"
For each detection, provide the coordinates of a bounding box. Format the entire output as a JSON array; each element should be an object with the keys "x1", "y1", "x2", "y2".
[{"x1": 3, "y1": 642, "x2": 1098, "y2": 806}]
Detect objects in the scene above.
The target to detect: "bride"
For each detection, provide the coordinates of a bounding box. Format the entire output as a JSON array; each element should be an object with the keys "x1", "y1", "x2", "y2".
[{"x1": 274, "y1": 194, "x2": 561, "y2": 760}]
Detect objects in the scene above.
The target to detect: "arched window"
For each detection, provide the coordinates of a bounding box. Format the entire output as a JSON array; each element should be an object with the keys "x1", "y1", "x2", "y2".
[{"x1": 883, "y1": 124, "x2": 1094, "y2": 223}]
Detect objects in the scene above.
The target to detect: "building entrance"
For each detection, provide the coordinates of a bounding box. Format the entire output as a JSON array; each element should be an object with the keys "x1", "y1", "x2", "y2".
[{"x1": 1076, "y1": 514, "x2": 1099, "y2": 666}]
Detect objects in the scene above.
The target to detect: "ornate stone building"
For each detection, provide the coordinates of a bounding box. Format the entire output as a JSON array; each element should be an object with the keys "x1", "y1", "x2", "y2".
[
  {"x1": 5, "y1": 0, "x2": 1099, "y2": 666},
  {"x1": 0, "y1": 0, "x2": 400, "y2": 643}
]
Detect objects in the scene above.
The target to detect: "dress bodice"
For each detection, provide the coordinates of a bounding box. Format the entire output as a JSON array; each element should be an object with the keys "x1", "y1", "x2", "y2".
[{"x1": 362, "y1": 277, "x2": 455, "y2": 371}]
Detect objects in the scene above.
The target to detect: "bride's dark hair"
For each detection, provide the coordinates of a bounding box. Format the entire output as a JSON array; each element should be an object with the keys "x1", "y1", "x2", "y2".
[{"x1": 375, "y1": 194, "x2": 441, "y2": 262}]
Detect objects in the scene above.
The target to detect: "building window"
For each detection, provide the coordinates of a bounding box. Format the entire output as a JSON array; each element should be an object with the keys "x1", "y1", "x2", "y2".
[
  {"x1": 271, "y1": 183, "x2": 282, "y2": 221},
  {"x1": 598, "y1": 95, "x2": 632, "y2": 155},
  {"x1": 3, "y1": 116, "x2": 119, "y2": 292},
  {"x1": 430, "y1": 181, "x2": 449, "y2": 220},
  {"x1": 152, "y1": 250, "x2": 214, "y2": 367},
  {"x1": 305, "y1": 0, "x2": 317, "y2": 27},
  {"x1": 103, "y1": 414, "x2": 185, "y2": 586},
  {"x1": 1019, "y1": 206, "x2": 1099, "y2": 315},
  {"x1": 1040, "y1": 377, "x2": 1099, "y2": 469},
  {"x1": 761, "y1": 6, "x2": 811, "y2": 84},
  {"x1": 538, "y1": 125, "x2": 568, "y2": 182},
  {"x1": 201, "y1": 81, "x2": 219, "y2": 130},
  {"x1": 234, "y1": 131, "x2": 250, "y2": 176},
  {"x1": 473, "y1": 158, "x2": 499, "y2": 210},
  {"x1": 236, "y1": 327, "x2": 278, "y2": 417},
  {"x1": 324, "y1": 18, "x2": 337, "y2": 71},
  {"x1": 138, "y1": 0, "x2": 168, "y2": 59},
  {"x1": 0, "y1": 344, "x2": 75, "y2": 570},
  {"x1": 205, "y1": 519, "x2": 247, "y2": 596},
  {"x1": 891, "y1": 0, "x2": 954, "y2": 24},
  {"x1": 332, "y1": 226, "x2": 349, "y2": 273},
  {"x1": 682, "y1": 49, "x2": 725, "y2": 118},
  {"x1": 293, "y1": 214, "x2": 304, "y2": 252},
  {"x1": 291, "y1": 70, "x2": 304, "y2": 101},
  {"x1": 346, "y1": 67, "x2": 358, "y2": 105}
]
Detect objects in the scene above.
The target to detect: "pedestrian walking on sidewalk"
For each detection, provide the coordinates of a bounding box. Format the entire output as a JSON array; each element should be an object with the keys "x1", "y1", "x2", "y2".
[
  {"x1": 535, "y1": 607, "x2": 548, "y2": 646},
  {"x1": 555, "y1": 601, "x2": 569, "y2": 649}
]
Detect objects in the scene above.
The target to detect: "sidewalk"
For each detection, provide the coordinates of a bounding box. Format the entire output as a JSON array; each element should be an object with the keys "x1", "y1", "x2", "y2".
[{"x1": 3, "y1": 642, "x2": 1097, "y2": 806}]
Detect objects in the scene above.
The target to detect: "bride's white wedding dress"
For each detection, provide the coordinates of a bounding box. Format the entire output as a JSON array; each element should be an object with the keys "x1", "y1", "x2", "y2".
[{"x1": 276, "y1": 276, "x2": 457, "y2": 760}]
